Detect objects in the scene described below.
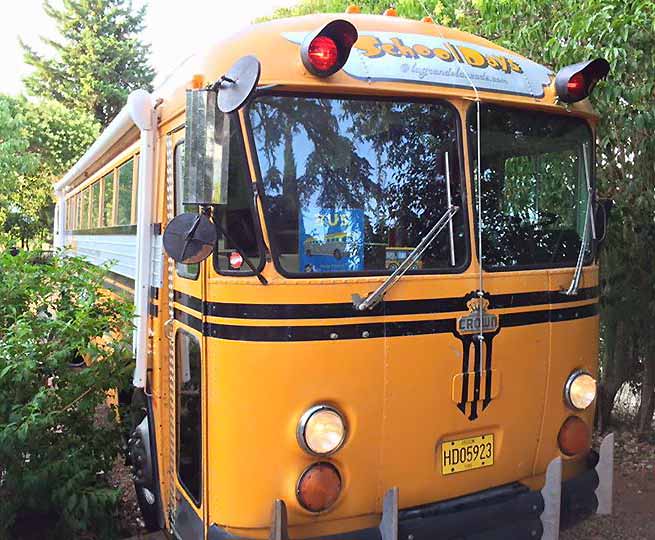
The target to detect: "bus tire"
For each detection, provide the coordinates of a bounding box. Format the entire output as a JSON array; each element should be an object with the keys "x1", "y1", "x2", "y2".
[{"x1": 128, "y1": 415, "x2": 162, "y2": 532}]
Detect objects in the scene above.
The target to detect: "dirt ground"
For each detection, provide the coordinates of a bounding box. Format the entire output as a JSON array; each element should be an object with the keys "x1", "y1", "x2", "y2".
[
  {"x1": 561, "y1": 430, "x2": 655, "y2": 540},
  {"x1": 117, "y1": 431, "x2": 655, "y2": 539}
]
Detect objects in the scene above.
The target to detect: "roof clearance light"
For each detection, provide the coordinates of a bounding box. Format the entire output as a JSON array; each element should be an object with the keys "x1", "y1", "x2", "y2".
[
  {"x1": 345, "y1": 4, "x2": 361, "y2": 13},
  {"x1": 555, "y1": 58, "x2": 610, "y2": 103},
  {"x1": 300, "y1": 19, "x2": 358, "y2": 77},
  {"x1": 383, "y1": 7, "x2": 398, "y2": 16}
]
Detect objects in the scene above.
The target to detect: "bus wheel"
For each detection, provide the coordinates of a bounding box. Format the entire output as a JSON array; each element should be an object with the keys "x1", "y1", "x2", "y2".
[{"x1": 128, "y1": 416, "x2": 160, "y2": 531}]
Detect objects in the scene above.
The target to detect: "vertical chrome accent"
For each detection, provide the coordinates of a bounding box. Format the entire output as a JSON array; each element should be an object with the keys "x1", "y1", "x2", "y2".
[
  {"x1": 165, "y1": 134, "x2": 177, "y2": 529},
  {"x1": 379, "y1": 487, "x2": 399, "y2": 540},
  {"x1": 595, "y1": 432, "x2": 614, "y2": 515},
  {"x1": 269, "y1": 500, "x2": 289, "y2": 540},
  {"x1": 445, "y1": 151, "x2": 456, "y2": 267},
  {"x1": 476, "y1": 101, "x2": 485, "y2": 344},
  {"x1": 540, "y1": 457, "x2": 562, "y2": 540}
]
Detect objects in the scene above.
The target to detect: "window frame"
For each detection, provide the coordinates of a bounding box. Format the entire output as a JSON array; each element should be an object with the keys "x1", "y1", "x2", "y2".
[
  {"x1": 244, "y1": 91, "x2": 471, "y2": 279},
  {"x1": 175, "y1": 328, "x2": 203, "y2": 507},
  {"x1": 465, "y1": 102, "x2": 596, "y2": 273},
  {"x1": 173, "y1": 139, "x2": 201, "y2": 281},
  {"x1": 210, "y1": 112, "x2": 267, "y2": 278}
]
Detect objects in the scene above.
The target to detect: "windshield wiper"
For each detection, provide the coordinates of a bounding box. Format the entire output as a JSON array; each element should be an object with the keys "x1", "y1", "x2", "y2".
[
  {"x1": 352, "y1": 205, "x2": 459, "y2": 311},
  {"x1": 565, "y1": 142, "x2": 595, "y2": 296}
]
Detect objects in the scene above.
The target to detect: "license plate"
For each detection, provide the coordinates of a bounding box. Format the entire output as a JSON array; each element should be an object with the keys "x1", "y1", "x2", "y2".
[{"x1": 441, "y1": 434, "x2": 494, "y2": 475}]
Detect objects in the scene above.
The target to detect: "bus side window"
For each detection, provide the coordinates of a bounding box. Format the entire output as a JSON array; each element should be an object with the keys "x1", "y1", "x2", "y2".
[
  {"x1": 102, "y1": 171, "x2": 115, "y2": 227},
  {"x1": 89, "y1": 181, "x2": 100, "y2": 229},
  {"x1": 175, "y1": 329, "x2": 202, "y2": 506},
  {"x1": 174, "y1": 141, "x2": 200, "y2": 280},
  {"x1": 212, "y1": 115, "x2": 264, "y2": 275},
  {"x1": 117, "y1": 158, "x2": 134, "y2": 226}
]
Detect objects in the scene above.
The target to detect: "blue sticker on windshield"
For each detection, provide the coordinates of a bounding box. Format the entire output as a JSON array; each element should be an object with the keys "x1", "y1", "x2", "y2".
[{"x1": 299, "y1": 208, "x2": 364, "y2": 273}]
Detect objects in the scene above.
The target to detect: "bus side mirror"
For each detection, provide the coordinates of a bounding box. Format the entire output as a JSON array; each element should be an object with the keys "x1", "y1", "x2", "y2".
[
  {"x1": 595, "y1": 198, "x2": 614, "y2": 249},
  {"x1": 163, "y1": 213, "x2": 216, "y2": 264}
]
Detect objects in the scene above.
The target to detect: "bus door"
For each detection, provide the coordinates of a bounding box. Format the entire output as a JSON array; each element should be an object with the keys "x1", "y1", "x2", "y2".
[{"x1": 165, "y1": 127, "x2": 209, "y2": 538}]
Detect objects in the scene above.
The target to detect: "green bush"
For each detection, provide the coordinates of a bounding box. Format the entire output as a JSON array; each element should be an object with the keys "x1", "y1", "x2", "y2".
[{"x1": 0, "y1": 250, "x2": 134, "y2": 539}]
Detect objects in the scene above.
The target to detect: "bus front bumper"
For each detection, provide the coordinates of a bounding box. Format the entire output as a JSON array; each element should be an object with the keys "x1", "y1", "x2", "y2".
[{"x1": 207, "y1": 434, "x2": 613, "y2": 540}]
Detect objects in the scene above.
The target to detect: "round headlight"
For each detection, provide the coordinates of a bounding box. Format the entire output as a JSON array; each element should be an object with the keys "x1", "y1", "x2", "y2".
[
  {"x1": 298, "y1": 405, "x2": 347, "y2": 456},
  {"x1": 564, "y1": 370, "x2": 597, "y2": 410}
]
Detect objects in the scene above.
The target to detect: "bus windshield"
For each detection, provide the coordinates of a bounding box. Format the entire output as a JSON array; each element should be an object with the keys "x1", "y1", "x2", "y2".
[
  {"x1": 469, "y1": 104, "x2": 594, "y2": 270},
  {"x1": 248, "y1": 95, "x2": 468, "y2": 276}
]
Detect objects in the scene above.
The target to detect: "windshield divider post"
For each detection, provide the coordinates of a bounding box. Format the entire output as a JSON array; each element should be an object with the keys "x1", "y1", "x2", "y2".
[
  {"x1": 445, "y1": 151, "x2": 456, "y2": 267},
  {"x1": 352, "y1": 206, "x2": 459, "y2": 311}
]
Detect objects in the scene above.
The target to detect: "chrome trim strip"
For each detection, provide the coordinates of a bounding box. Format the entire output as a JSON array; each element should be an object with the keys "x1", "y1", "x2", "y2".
[
  {"x1": 595, "y1": 432, "x2": 614, "y2": 515},
  {"x1": 540, "y1": 457, "x2": 562, "y2": 540},
  {"x1": 379, "y1": 487, "x2": 399, "y2": 540}
]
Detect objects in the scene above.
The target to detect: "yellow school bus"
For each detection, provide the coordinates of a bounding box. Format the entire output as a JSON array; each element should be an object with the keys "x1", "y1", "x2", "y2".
[{"x1": 54, "y1": 8, "x2": 614, "y2": 540}]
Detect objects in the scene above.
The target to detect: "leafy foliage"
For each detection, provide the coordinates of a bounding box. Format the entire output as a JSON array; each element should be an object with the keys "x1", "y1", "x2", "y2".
[
  {"x1": 0, "y1": 250, "x2": 133, "y2": 539},
  {"x1": 0, "y1": 94, "x2": 98, "y2": 248},
  {"x1": 22, "y1": 0, "x2": 155, "y2": 127}
]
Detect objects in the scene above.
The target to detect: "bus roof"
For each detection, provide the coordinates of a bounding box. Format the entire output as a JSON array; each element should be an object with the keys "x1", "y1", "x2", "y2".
[
  {"x1": 59, "y1": 12, "x2": 596, "y2": 191},
  {"x1": 158, "y1": 13, "x2": 596, "y2": 120}
]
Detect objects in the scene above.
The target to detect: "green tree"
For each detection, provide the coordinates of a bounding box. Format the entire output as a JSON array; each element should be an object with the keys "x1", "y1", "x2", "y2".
[
  {"x1": 0, "y1": 95, "x2": 98, "y2": 247},
  {"x1": 266, "y1": 0, "x2": 655, "y2": 432},
  {"x1": 22, "y1": 0, "x2": 155, "y2": 127}
]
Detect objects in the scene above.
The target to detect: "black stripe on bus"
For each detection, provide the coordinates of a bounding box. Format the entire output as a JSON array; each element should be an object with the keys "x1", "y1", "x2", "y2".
[
  {"x1": 174, "y1": 291, "x2": 203, "y2": 313},
  {"x1": 172, "y1": 303, "x2": 598, "y2": 342},
  {"x1": 175, "y1": 286, "x2": 599, "y2": 321}
]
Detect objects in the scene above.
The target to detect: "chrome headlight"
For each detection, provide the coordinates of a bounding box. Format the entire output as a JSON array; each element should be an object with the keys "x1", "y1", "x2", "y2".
[
  {"x1": 564, "y1": 370, "x2": 597, "y2": 410},
  {"x1": 297, "y1": 405, "x2": 347, "y2": 456}
]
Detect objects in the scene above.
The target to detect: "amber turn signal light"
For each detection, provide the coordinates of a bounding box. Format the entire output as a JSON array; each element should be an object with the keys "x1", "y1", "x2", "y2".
[
  {"x1": 558, "y1": 416, "x2": 591, "y2": 457},
  {"x1": 296, "y1": 462, "x2": 342, "y2": 512}
]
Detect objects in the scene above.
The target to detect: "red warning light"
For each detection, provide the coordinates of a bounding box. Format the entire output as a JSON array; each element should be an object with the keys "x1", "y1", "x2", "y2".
[
  {"x1": 229, "y1": 251, "x2": 243, "y2": 269},
  {"x1": 555, "y1": 58, "x2": 609, "y2": 103},
  {"x1": 300, "y1": 19, "x2": 358, "y2": 77},
  {"x1": 566, "y1": 73, "x2": 586, "y2": 99},
  {"x1": 308, "y1": 36, "x2": 339, "y2": 72}
]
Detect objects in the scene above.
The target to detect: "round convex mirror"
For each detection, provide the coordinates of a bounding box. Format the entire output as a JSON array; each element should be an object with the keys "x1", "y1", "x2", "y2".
[
  {"x1": 217, "y1": 55, "x2": 261, "y2": 113},
  {"x1": 163, "y1": 213, "x2": 216, "y2": 264}
]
